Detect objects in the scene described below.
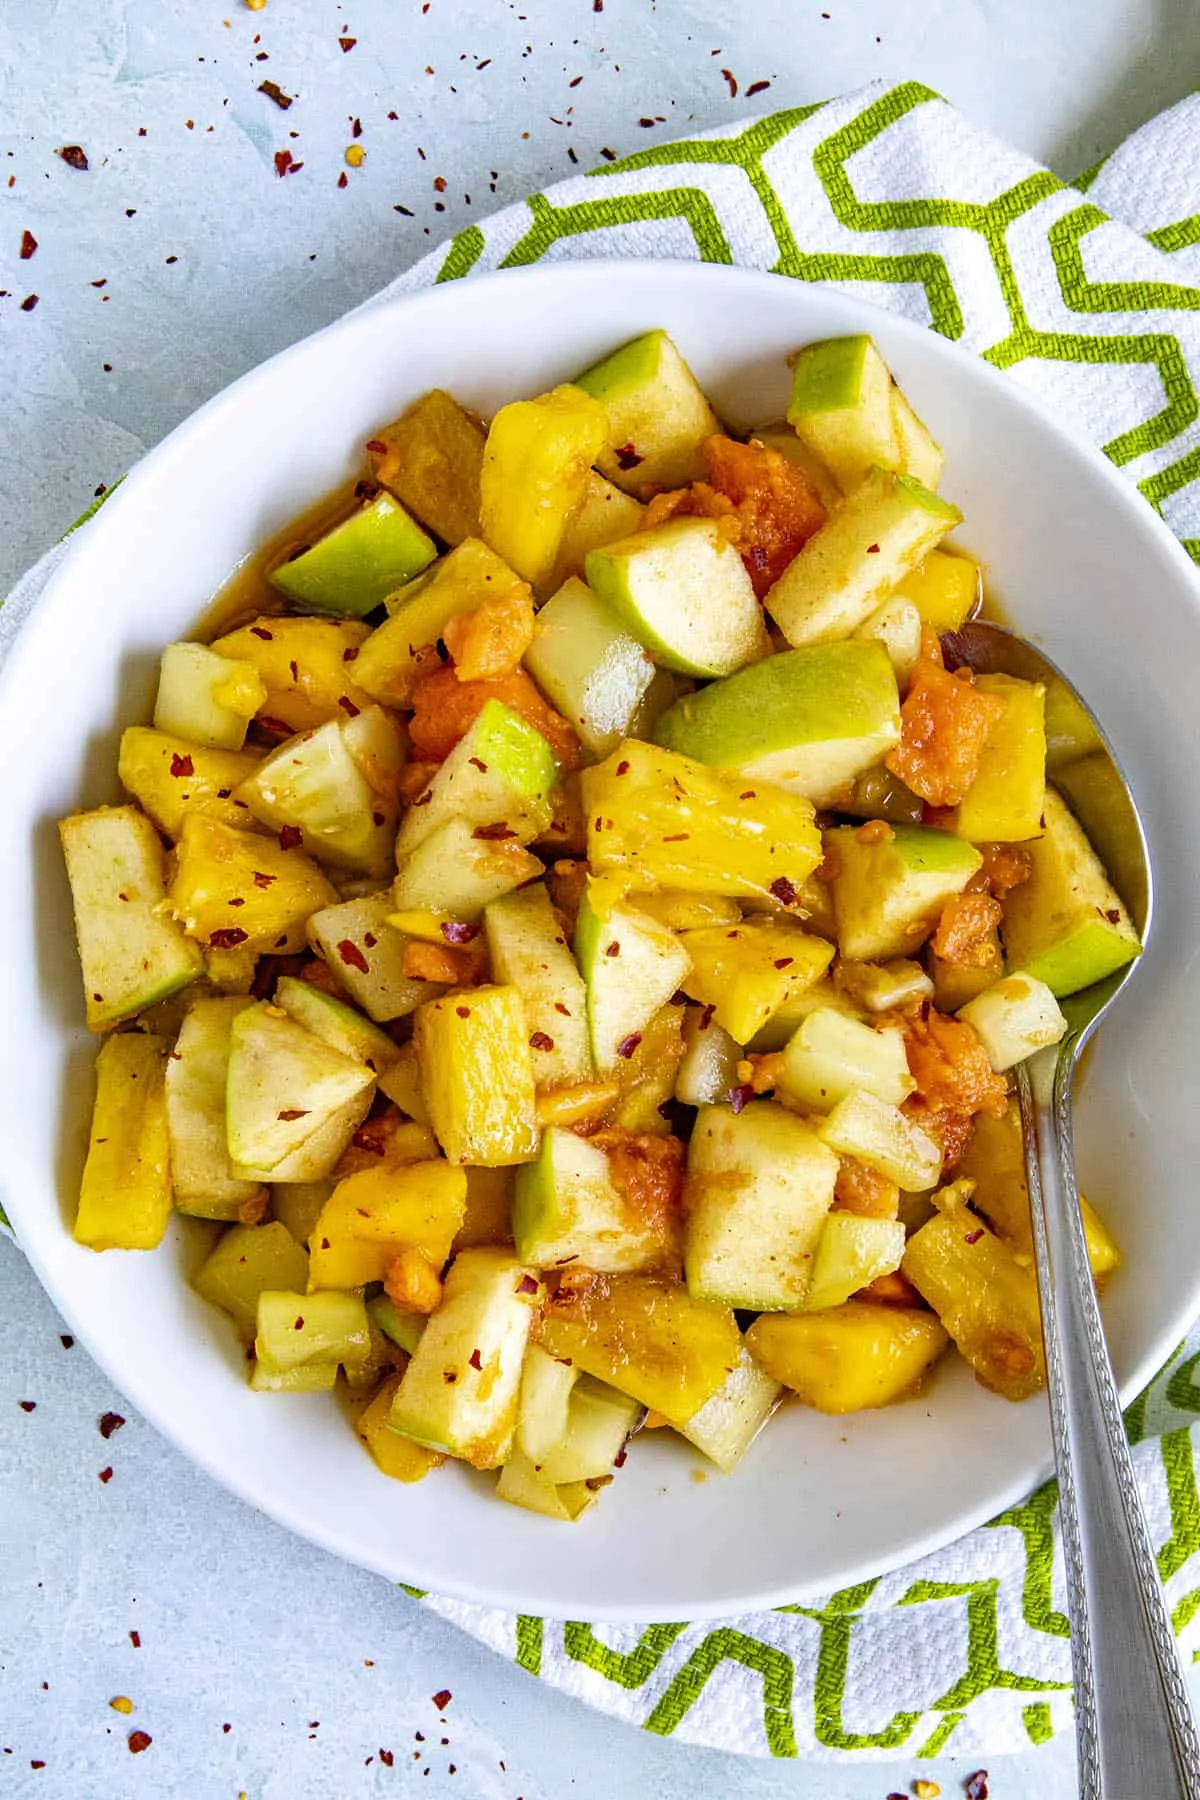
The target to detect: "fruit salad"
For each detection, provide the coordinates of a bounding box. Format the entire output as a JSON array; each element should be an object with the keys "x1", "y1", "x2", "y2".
[{"x1": 58, "y1": 329, "x2": 1137, "y2": 1519}]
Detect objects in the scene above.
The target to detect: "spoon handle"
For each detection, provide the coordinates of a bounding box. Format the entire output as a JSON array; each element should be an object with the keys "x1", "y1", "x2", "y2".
[{"x1": 1017, "y1": 1050, "x2": 1200, "y2": 1798}]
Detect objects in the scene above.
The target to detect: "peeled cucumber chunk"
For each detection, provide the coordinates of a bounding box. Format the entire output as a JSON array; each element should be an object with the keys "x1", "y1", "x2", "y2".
[
  {"x1": 513, "y1": 1126, "x2": 678, "y2": 1273},
  {"x1": 525, "y1": 577, "x2": 657, "y2": 759},
  {"x1": 653, "y1": 640, "x2": 900, "y2": 807},
  {"x1": 153, "y1": 641, "x2": 267, "y2": 751},
  {"x1": 1000, "y1": 787, "x2": 1141, "y2": 998},
  {"x1": 957, "y1": 973, "x2": 1067, "y2": 1071},
  {"x1": 818, "y1": 1089, "x2": 942, "y2": 1192},
  {"x1": 675, "y1": 1004, "x2": 743, "y2": 1107},
  {"x1": 548, "y1": 471, "x2": 646, "y2": 589},
  {"x1": 684, "y1": 1100, "x2": 839, "y2": 1311},
  {"x1": 673, "y1": 1347, "x2": 781, "y2": 1473},
  {"x1": 585, "y1": 517, "x2": 771, "y2": 679},
  {"x1": 764, "y1": 468, "x2": 960, "y2": 649},
  {"x1": 60, "y1": 804, "x2": 204, "y2": 1030},
  {"x1": 484, "y1": 884, "x2": 593, "y2": 1084},
  {"x1": 166, "y1": 997, "x2": 264, "y2": 1220},
  {"x1": 387, "y1": 1248, "x2": 542, "y2": 1467},
  {"x1": 394, "y1": 699, "x2": 558, "y2": 858},
  {"x1": 256, "y1": 1288, "x2": 371, "y2": 1372},
  {"x1": 234, "y1": 709, "x2": 400, "y2": 878},
  {"x1": 75, "y1": 1033, "x2": 173, "y2": 1251},
  {"x1": 496, "y1": 1451, "x2": 596, "y2": 1522},
  {"x1": 225, "y1": 1001, "x2": 375, "y2": 1179},
  {"x1": 573, "y1": 328, "x2": 719, "y2": 493},
  {"x1": 516, "y1": 1344, "x2": 579, "y2": 1462},
  {"x1": 575, "y1": 885, "x2": 691, "y2": 1073},
  {"x1": 827, "y1": 822, "x2": 981, "y2": 962},
  {"x1": 269, "y1": 492, "x2": 437, "y2": 617}
]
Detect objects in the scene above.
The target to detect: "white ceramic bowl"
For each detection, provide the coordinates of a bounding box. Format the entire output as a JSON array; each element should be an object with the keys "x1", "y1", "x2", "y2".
[{"x1": 4, "y1": 262, "x2": 1200, "y2": 1622}]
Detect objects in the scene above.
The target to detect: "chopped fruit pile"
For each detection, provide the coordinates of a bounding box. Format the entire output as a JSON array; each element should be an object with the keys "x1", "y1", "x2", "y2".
[{"x1": 59, "y1": 329, "x2": 1138, "y2": 1520}]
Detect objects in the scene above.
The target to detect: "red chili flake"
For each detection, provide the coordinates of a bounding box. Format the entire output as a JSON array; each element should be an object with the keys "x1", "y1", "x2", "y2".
[
  {"x1": 615, "y1": 759, "x2": 630, "y2": 776},
  {"x1": 98, "y1": 1466, "x2": 113, "y2": 1483},
  {"x1": 616, "y1": 1032, "x2": 642, "y2": 1060},
  {"x1": 866, "y1": 543, "x2": 880, "y2": 554},
  {"x1": 966, "y1": 1776, "x2": 989, "y2": 1800},
  {"x1": 739, "y1": 790, "x2": 757, "y2": 800},
  {"x1": 698, "y1": 1003, "x2": 716, "y2": 1030},
  {"x1": 515, "y1": 1275, "x2": 538, "y2": 1296},
  {"x1": 455, "y1": 1005, "x2": 471, "y2": 1019},
  {"x1": 600, "y1": 146, "x2": 617, "y2": 161},
  {"x1": 339, "y1": 35, "x2": 357, "y2": 51},
  {"x1": 129, "y1": 1630, "x2": 141, "y2": 1648},
  {"x1": 60, "y1": 1335, "x2": 74, "y2": 1349},
  {"x1": 337, "y1": 939, "x2": 370, "y2": 973},
  {"x1": 964, "y1": 1228, "x2": 984, "y2": 1245},
  {"x1": 169, "y1": 751, "x2": 194, "y2": 778},
  {"x1": 351, "y1": 117, "x2": 363, "y2": 138},
  {"x1": 440, "y1": 920, "x2": 480, "y2": 945},
  {"x1": 614, "y1": 443, "x2": 643, "y2": 470},
  {"x1": 529, "y1": 1031, "x2": 555, "y2": 1052},
  {"x1": 252, "y1": 871, "x2": 276, "y2": 889},
  {"x1": 472, "y1": 822, "x2": 516, "y2": 840},
  {"x1": 728, "y1": 1082, "x2": 754, "y2": 1114},
  {"x1": 593, "y1": 0, "x2": 603, "y2": 9},
  {"x1": 343, "y1": 645, "x2": 360, "y2": 661},
  {"x1": 99, "y1": 1412, "x2": 125, "y2": 1439},
  {"x1": 773, "y1": 956, "x2": 794, "y2": 970},
  {"x1": 433, "y1": 175, "x2": 447, "y2": 192},
  {"x1": 467, "y1": 1348, "x2": 483, "y2": 1371},
  {"x1": 258, "y1": 79, "x2": 293, "y2": 109},
  {"x1": 208, "y1": 928, "x2": 248, "y2": 949},
  {"x1": 337, "y1": 171, "x2": 349, "y2": 190},
  {"x1": 769, "y1": 876, "x2": 798, "y2": 905},
  {"x1": 638, "y1": 117, "x2": 656, "y2": 128},
  {"x1": 338, "y1": 695, "x2": 360, "y2": 717},
  {"x1": 554, "y1": 1002, "x2": 572, "y2": 1018},
  {"x1": 662, "y1": 832, "x2": 689, "y2": 843},
  {"x1": 19, "y1": 229, "x2": 37, "y2": 259},
  {"x1": 720, "y1": 69, "x2": 738, "y2": 96},
  {"x1": 277, "y1": 1110, "x2": 310, "y2": 1124},
  {"x1": 57, "y1": 145, "x2": 89, "y2": 170},
  {"x1": 20, "y1": 294, "x2": 38, "y2": 311},
  {"x1": 278, "y1": 824, "x2": 303, "y2": 850},
  {"x1": 379, "y1": 1749, "x2": 395, "y2": 1767},
  {"x1": 468, "y1": 756, "x2": 488, "y2": 772},
  {"x1": 127, "y1": 1731, "x2": 152, "y2": 1755},
  {"x1": 250, "y1": 625, "x2": 274, "y2": 640},
  {"x1": 274, "y1": 149, "x2": 303, "y2": 178},
  {"x1": 364, "y1": 932, "x2": 377, "y2": 948},
  {"x1": 18, "y1": 1400, "x2": 35, "y2": 1413},
  {"x1": 30, "y1": 1761, "x2": 46, "y2": 1770},
  {"x1": 746, "y1": 79, "x2": 771, "y2": 95},
  {"x1": 601, "y1": 942, "x2": 620, "y2": 961}
]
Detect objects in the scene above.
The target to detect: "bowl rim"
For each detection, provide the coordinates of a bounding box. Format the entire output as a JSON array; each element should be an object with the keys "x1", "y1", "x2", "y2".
[{"x1": 5, "y1": 256, "x2": 1200, "y2": 1621}]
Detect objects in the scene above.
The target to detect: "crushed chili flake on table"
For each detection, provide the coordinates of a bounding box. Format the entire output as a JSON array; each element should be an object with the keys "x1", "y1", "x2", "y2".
[
  {"x1": 339, "y1": 34, "x2": 357, "y2": 51},
  {"x1": 20, "y1": 294, "x2": 38, "y2": 311},
  {"x1": 431, "y1": 1690, "x2": 452, "y2": 1710},
  {"x1": 379, "y1": 1748, "x2": 395, "y2": 1766},
  {"x1": 99, "y1": 1412, "x2": 125, "y2": 1439},
  {"x1": 258, "y1": 80, "x2": 293, "y2": 109},
  {"x1": 746, "y1": 78, "x2": 772, "y2": 95},
  {"x1": 19, "y1": 229, "x2": 36, "y2": 258},
  {"x1": 57, "y1": 145, "x2": 89, "y2": 170},
  {"x1": 18, "y1": 1400, "x2": 36, "y2": 1412},
  {"x1": 60, "y1": 1335, "x2": 74, "y2": 1349},
  {"x1": 98, "y1": 1466, "x2": 113, "y2": 1483},
  {"x1": 964, "y1": 1776, "x2": 989, "y2": 1800},
  {"x1": 129, "y1": 1630, "x2": 141, "y2": 1648},
  {"x1": 274, "y1": 149, "x2": 303, "y2": 177},
  {"x1": 127, "y1": 1731, "x2": 152, "y2": 1755}
]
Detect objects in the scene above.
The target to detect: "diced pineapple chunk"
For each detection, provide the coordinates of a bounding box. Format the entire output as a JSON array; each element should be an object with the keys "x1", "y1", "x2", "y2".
[
  {"x1": 210, "y1": 616, "x2": 373, "y2": 732},
  {"x1": 479, "y1": 385, "x2": 609, "y2": 590},
  {"x1": 896, "y1": 549, "x2": 981, "y2": 631},
  {"x1": 955, "y1": 674, "x2": 1046, "y2": 844},
  {"x1": 170, "y1": 814, "x2": 338, "y2": 955},
  {"x1": 680, "y1": 917, "x2": 833, "y2": 1046},
  {"x1": 415, "y1": 985, "x2": 540, "y2": 1166},
  {"x1": 958, "y1": 1100, "x2": 1119, "y2": 1279},
  {"x1": 75, "y1": 1033, "x2": 173, "y2": 1251},
  {"x1": 355, "y1": 1373, "x2": 443, "y2": 1482},
  {"x1": 903, "y1": 1203, "x2": 1046, "y2": 1401},
  {"x1": 117, "y1": 728, "x2": 264, "y2": 841},
  {"x1": 746, "y1": 1303, "x2": 948, "y2": 1413},
  {"x1": 354, "y1": 539, "x2": 529, "y2": 706}
]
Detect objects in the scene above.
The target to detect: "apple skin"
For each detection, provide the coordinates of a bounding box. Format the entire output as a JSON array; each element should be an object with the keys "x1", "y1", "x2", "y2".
[
  {"x1": 270, "y1": 492, "x2": 436, "y2": 617},
  {"x1": 573, "y1": 329, "x2": 719, "y2": 492},
  {"x1": 654, "y1": 640, "x2": 900, "y2": 806},
  {"x1": 1001, "y1": 787, "x2": 1140, "y2": 996}
]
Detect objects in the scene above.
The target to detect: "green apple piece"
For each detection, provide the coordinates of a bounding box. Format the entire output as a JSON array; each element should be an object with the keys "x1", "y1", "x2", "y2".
[
  {"x1": 854, "y1": 595, "x2": 922, "y2": 689},
  {"x1": 513, "y1": 1126, "x2": 676, "y2": 1272},
  {"x1": 153, "y1": 642, "x2": 266, "y2": 751},
  {"x1": 166, "y1": 996, "x2": 263, "y2": 1220},
  {"x1": 516, "y1": 1344, "x2": 579, "y2": 1462},
  {"x1": 786, "y1": 336, "x2": 900, "y2": 493},
  {"x1": 653, "y1": 640, "x2": 899, "y2": 807},
  {"x1": 234, "y1": 709, "x2": 398, "y2": 878},
  {"x1": 750, "y1": 426, "x2": 842, "y2": 509},
  {"x1": 1049, "y1": 752, "x2": 1148, "y2": 929},
  {"x1": 765, "y1": 468, "x2": 961, "y2": 649},
  {"x1": 585, "y1": 517, "x2": 771, "y2": 679},
  {"x1": 802, "y1": 1214, "x2": 907, "y2": 1312},
  {"x1": 549, "y1": 470, "x2": 646, "y2": 589},
  {"x1": 495, "y1": 1451, "x2": 596, "y2": 1522},
  {"x1": 387, "y1": 1249, "x2": 542, "y2": 1466},
  {"x1": 890, "y1": 385, "x2": 944, "y2": 491},
  {"x1": 744, "y1": 979, "x2": 859, "y2": 1054},
  {"x1": 675, "y1": 1004, "x2": 743, "y2": 1107},
  {"x1": 308, "y1": 891, "x2": 440, "y2": 1022},
  {"x1": 59, "y1": 805, "x2": 204, "y2": 1030},
  {"x1": 256, "y1": 1288, "x2": 371, "y2": 1372},
  {"x1": 575, "y1": 885, "x2": 692, "y2": 1073},
  {"x1": 780, "y1": 1009, "x2": 913, "y2": 1112},
  {"x1": 269, "y1": 492, "x2": 436, "y2": 617},
  {"x1": 353, "y1": 538, "x2": 528, "y2": 706},
  {"x1": 685, "y1": 1099, "x2": 839, "y2": 1311},
  {"x1": 573, "y1": 328, "x2": 720, "y2": 493},
  {"x1": 818, "y1": 1089, "x2": 942, "y2": 1190},
  {"x1": 828, "y1": 822, "x2": 982, "y2": 961},
  {"x1": 484, "y1": 884, "x2": 593, "y2": 1084},
  {"x1": 1000, "y1": 786, "x2": 1141, "y2": 997},
  {"x1": 367, "y1": 1292, "x2": 427, "y2": 1356},
  {"x1": 272, "y1": 975, "x2": 399, "y2": 1074},
  {"x1": 225, "y1": 1001, "x2": 375, "y2": 1178},
  {"x1": 672, "y1": 1347, "x2": 781, "y2": 1474},
  {"x1": 535, "y1": 1376, "x2": 643, "y2": 1484},
  {"x1": 394, "y1": 698, "x2": 557, "y2": 857},
  {"x1": 957, "y1": 972, "x2": 1067, "y2": 1072},
  {"x1": 249, "y1": 1358, "x2": 339, "y2": 1395},
  {"x1": 192, "y1": 1221, "x2": 310, "y2": 1338},
  {"x1": 393, "y1": 817, "x2": 543, "y2": 920},
  {"x1": 524, "y1": 576, "x2": 657, "y2": 759}
]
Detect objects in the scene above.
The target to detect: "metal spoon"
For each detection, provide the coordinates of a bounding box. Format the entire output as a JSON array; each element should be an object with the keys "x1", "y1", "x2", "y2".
[{"x1": 942, "y1": 620, "x2": 1200, "y2": 1798}]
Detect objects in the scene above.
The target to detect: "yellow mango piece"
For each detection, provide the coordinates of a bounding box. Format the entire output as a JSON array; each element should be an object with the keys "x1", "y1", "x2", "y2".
[
  {"x1": 959, "y1": 1102, "x2": 1121, "y2": 1280},
  {"x1": 355, "y1": 1373, "x2": 444, "y2": 1482},
  {"x1": 746, "y1": 1303, "x2": 948, "y2": 1413},
  {"x1": 369, "y1": 388, "x2": 486, "y2": 547},
  {"x1": 537, "y1": 1273, "x2": 742, "y2": 1422},
  {"x1": 169, "y1": 813, "x2": 339, "y2": 955},
  {"x1": 415, "y1": 985, "x2": 540, "y2": 1167},
  {"x1": 453, "y1": 1167, "x2": 515, "y2": 1251},
  {"x1": 902, "y1": 1204, "x2": 1046, "y2": 1401},
  {"x1": 479, "y1": 385, "x2": 610, "y2": 590},
  {"x1": 628, "y1": 891, "x2": 742, "y2": 932},
  {"x1": 955, "y1": 674, "x2": 1046, "y2": 843},
  {"x1": 118, "y1": 728, "x2": 264, "y2": 841},
  {"x1": 75, "y1": 1033, "x2": 172, "y2": 1251},
  {"x1": 896, "y1": 548, "x2": 981, "y2": 630},
  {"x1": 355, "y1": 538, "x2": 529, "y2": 706},
  {"x1": 680, "y1": 918, "x2": 834, "y2": 1045},
  {"x1": 307, "y1": 1160, "x2": 467, "y2": 1290},
  {"x1": 210, "y1": 617, "x2": 373, "y2": 732}
]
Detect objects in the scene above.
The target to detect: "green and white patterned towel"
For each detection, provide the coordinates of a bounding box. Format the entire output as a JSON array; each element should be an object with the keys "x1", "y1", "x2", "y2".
[{"x1": 7, "y1": 76, "x2": 1200, "y2": 1765}]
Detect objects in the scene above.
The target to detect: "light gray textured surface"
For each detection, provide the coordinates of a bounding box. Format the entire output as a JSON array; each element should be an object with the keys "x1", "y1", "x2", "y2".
[{"x1": 3, "y1": 1, "x2": 1196, "y2": 1793}]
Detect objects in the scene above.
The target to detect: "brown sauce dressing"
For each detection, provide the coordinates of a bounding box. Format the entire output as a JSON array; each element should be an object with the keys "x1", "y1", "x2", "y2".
[{"x1": 195, "y1": 478, "x2": 365, "y2": 642}]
